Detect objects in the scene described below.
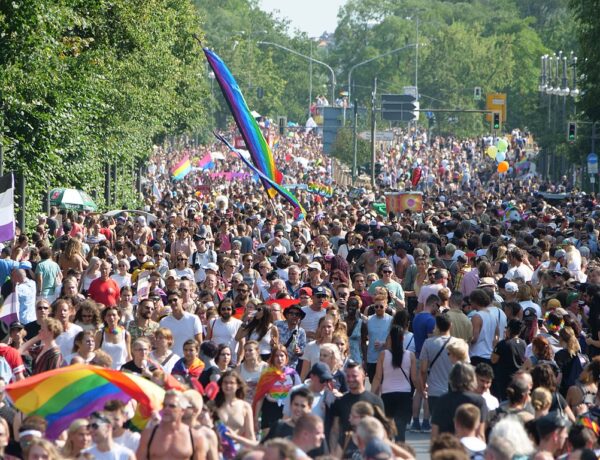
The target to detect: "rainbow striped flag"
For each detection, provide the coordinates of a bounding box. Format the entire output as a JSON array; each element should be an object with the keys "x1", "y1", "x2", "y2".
[
  {"x1": 172, "y1": 155, "x2": 192, "y2": 180},
  {"x1": 6, "y1": 364, "x2": 166, "y2": 439},
  {"x1": 203, "y1": 47, "x2": 283, "y2": 198}
]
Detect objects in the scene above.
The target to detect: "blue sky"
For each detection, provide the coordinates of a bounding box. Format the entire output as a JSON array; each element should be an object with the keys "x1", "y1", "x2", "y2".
[{"x1": 259, "y1": 0, "x2": 348, "y2": 37}]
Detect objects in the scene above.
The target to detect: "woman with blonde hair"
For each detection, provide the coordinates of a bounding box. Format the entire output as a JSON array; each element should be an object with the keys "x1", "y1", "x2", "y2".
[
  {"x1": 447, "y1": 339, "x2": 470, "y2": 364},
  {"x1": 566, "y1": 356, "x2": 600, "y2": 416},
  {"x1": 61, "y1": 418, "x2": 92, "y2": 458},
  {"x1": 556, "y1": 326, "x2": 585, "y2": 395},
  {"x1": 59, "y1": 237, "x2": 88, "y2": 278},
  {"x1": 319, "y1": 342, "x2": 347, "y2": 393},
  {"x1": 300, "y1": 314, "x2": 336, "y2": 380},
  {"x1": 150, "y1": 327, "x2": 180, "y2": 374},
  {"x1": 531, "y1": 386, "x2": 553, "y2": 418},
  {"x1": 25, "y1": 438, "x2": 62, "y2": 460}
]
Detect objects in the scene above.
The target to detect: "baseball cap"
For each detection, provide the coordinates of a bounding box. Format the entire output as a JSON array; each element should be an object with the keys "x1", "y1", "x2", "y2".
[
  {"x1": 536, "y1": 411, "x2": 571, "y2": 438},
  {"x1": 313, "y1": 286, "x2": 329, "y2": 297},
  {"x1": 555, "y1": 249, "x2": 567, "y2": 258},
  {"x1": 546, "y1": 298, "x2": 562, "y2": 310},
  {"x1": 523, "y1": 307, "x2": 537, "y2": 320},
  {"x1": 193, "y1": 234, "x2": 206, "y2": 242},
  {"x1": 202, "y1": 263, "x2": 219, "y2": 272},
  {"x1": 299, "y1": 287, "x2": 313, "y2": 297},
  {"x1": 9, "y1": 321, "x2": 24, "y2": 331},
  {"x1": 310, "y1": 362, "x2": 334, "y2": 381},
  {"x1": 308, "y1": 262, "x2": 322, "y2": 270},
  {"x1": 364, "y1": 438, "x2": 392, "y2": 460},
  {"x1": 166, "y1": 269, "x2": 179, "y2": 280},
  {"x1": 504, "y1": 282, "x2": 519, "y2": 293}
]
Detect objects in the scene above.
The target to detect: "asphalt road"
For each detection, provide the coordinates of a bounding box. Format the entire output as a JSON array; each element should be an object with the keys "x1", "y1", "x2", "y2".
[{"x1": 404, "y1": 430, "x2": 431, "y2": 460}]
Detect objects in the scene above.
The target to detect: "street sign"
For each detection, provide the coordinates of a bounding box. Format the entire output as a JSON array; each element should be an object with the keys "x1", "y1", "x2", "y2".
[
  {"x1": 358, "y1": 131, "x2": 394, "y2": 141},
  {"x1": 485, "y1": 93, "x2": 507, "y2": 123},
  {"x1": 381, "y1": 94, "x2": 419, "y2": 121},
  {"x1": 588, "y1": 153, "x2": 598, "y2": 175}
]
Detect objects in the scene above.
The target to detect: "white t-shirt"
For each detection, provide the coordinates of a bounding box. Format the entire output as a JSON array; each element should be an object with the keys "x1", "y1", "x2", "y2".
[
  {"x1": 85, "y1": 443, "x2": 134, "y2": 460},
  {"x1": 56, "y1": 323, "x2": 84, "y2": 359},
  {"x1": 114, "y1": 430, "x2": 140, "y2": 452},
  {"x1": 302, "y1": 341, "x2": 321, "y2": 367},
  {"x1": 300, "y1": 307, "x2": 326, "y2": 334},
  {"x1": 210, "y1": 317, "x2": 243, "y2": 362},
  {"x1": 159, "y1": 313, "x2": 202, "y2": 356}
]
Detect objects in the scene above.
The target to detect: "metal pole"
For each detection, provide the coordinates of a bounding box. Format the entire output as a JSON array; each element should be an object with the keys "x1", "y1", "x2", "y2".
[
  {"x1": 0, "y1": 142, "x2": 3, "y2": 177},
  {"x1": 371, "y1": 78, "x2": 377, "y2": 189},
  {"x1": 352, "y1": 100, "x2": 358, "y2": 183},
  {"x1": 16, "y1": 172, "x2": 25, "y2": 232},
  {"x1": 104, "y1": 163, "x2": 111, "y2": 206},
  {"x1": 309, "y1": 42, "x2": 313, "y2": 116},
  {"x1": 415, "y1": 15, "x2": 419, "y2": 99},
  {"x1": 112, "y1": 163, "x2": 117, "y2": 206}
]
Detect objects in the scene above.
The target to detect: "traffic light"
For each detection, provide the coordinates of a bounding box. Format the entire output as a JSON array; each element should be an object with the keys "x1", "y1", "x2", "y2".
[
  {"x1": 568, "y1": 122, "x2": 577, "y2": 142},
  {"x1": 278, "y1": 116, "x2": 287, "y2": 136},
  {"x1": 493, "y1": 112, "x2": 500, "y2": 130}
]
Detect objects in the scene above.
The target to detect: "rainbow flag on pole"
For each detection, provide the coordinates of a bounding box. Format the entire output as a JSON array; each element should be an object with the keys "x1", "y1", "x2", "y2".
[
  {"x1": 171, "y1": 155, "x2": 191, "y2": 180},
  {"x1": 203, "y1": 47, "x2": 283, "y2": 198}
]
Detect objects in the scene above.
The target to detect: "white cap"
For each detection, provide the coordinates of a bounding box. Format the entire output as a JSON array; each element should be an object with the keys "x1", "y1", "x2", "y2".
[
  {"x1": 505, "y1": 282, "x2": 519, "y2": 293},
  {"x1": 203, "y1": 262, "x2": 219, "y2": 272}
]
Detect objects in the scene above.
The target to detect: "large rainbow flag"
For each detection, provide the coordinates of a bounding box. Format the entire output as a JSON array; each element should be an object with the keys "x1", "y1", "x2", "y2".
[
  {"x1": 214, "y1": 132, "x2": 305, "y2": 219},
  {"x1": 203, "y1": 47, "x2": 283, "y2": 198},
  {"x1": 6, "y1": 364, "x2": 167, "y2": 439}
]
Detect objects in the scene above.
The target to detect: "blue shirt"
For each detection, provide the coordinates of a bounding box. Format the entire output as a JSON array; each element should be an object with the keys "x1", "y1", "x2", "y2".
[
  {"x1": 0, "y1": 259, "x2": 18, "y2": 285},
  {"x1": 275, "y1": 320, "x2": 306, "y2": 368},
  {"x1": 412, "y1": 311, "x2": 436, "y2": 356}
]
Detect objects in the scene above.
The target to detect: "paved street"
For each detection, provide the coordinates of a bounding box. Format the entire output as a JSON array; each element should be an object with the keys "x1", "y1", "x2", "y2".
[{"x1": 404, "y1": 430, "x2": 431, "y2": 460}]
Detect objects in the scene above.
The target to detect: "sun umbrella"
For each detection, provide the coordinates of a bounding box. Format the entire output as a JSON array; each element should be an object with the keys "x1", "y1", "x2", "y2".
[{"x1": 48, "y1": 188, "x2": 97, "y2": 211}]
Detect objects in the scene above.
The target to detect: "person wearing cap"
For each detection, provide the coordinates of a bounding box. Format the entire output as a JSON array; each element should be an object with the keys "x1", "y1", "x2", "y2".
[
  {"x1": 85, "y1": 410, "x2": 136, "y2": 460},
  {"x1": 534, "y1": 411, "x2": 570, "y2": 459},
  {"x1": 302, "y1": 262, "x2": 334, "y2": 294},
  {"x1": 300, "y1": 287, "x2": 327, "y2": 340},
  {"x1": 275, "y1": 305, "x2": 307, "y2": 369}
]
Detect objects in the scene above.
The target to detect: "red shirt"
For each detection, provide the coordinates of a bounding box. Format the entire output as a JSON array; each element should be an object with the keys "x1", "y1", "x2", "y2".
[
  {"x1": 88, "y1": 278, "x2": 121, "y2": 307},
  {"x1": 0, "y1": 344, "x2": 25, "y2": 379}
]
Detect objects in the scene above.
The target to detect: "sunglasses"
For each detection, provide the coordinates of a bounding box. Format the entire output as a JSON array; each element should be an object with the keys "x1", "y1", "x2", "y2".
[
  {"x1": 238, "y1": 289, "x2": 249, "y2": 293},
  {"x1": 287, "y1": 311, "x2": 301, "y2": 317},
  {"x1": 168, "y1": 298, "x2": 179, "y2": 303},
  {"x1": 376, "y1": 246, "x2": 384, "y2": 250},
  {"x1": 37, "y1": 306, "x2": 50, "y2": 311},
  {"x1": 177, "y1": 258, "x2": 187, "y2": 261},
  {"x1": 220, "y1": 307, "x2": 233, "y2": 311},
  {"x1": 374, "y1": 305, "x2": 386, "y2": 309}
]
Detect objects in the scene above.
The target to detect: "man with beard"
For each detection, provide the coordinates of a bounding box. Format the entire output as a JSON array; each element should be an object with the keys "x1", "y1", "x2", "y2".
[
  {"x1": 207, "y1": 300, "x2": 243, "y2": 365},
  {"x1": 275, "y1": 304, "x2": 307, "y2": 369},
  {"x1": 127, "y1": 298, "x2": 159, "y2": 346}
]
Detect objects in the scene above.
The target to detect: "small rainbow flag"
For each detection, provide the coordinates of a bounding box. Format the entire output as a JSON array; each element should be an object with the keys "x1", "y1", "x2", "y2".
[
  {"x1": 172, "y1": 155, "x2": 192, "y2": 180},
  {"x1": 203, "y1": 47, "x2": 283, "y2": 198},
  {"x1": 6, "y1": 364, "x2": 166, "y2": 439}
]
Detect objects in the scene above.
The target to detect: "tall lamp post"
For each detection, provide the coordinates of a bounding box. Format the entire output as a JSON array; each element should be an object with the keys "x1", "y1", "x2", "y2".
[
  {"x1": 347, "y1": 43, "x2": 417, "y2": 104},
  {"x1": 539, "y1": 51, "x2": 578, "y2": 180},
  {"x1": 258, "y1": 41, "x2": 336, "y2": 105}
]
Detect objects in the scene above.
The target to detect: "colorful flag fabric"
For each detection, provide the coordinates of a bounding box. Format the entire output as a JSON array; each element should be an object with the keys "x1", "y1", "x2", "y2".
[
  {"x1": 0, "y1": 173, "x2": 15, "y2": 242},
  {"x1": 0, "y1": 293, "x2": 18, "y2": 327},
  {"x1": 385, "y1": 192, "x2": 424, "y2": 214},
  {"x1": 214, "y1": 133, "x2": 305, "y2": 219},
  {"x1": 203, "y1": 48, "x2": 283, "y2": 197},
  {"x1": 6, "y1": 364, "x2": 166, "y2": 439},
  {"x1": 171, "y1": 155, "x2": 192, "y2": 180},
  {"x1": 252, "y1": 366, "x2": 297, "y2": 412},
  {"x1": 307, "y1": 182, "x2": 333, "y2": 198},
  {"x1": 198, "y1": 153, "x2": 215, "y2": 170}
]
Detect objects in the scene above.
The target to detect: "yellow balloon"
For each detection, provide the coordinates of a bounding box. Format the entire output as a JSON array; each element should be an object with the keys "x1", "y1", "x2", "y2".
[
  {"x1": 486, "y1": 146, "x2": 498, "y2": 159},
  {"x1": 497, "y1": 161, "x2": 509, "y2": 174}
]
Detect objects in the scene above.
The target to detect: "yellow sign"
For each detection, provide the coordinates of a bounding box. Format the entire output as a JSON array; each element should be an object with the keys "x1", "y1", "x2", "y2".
[{"x1": 485, "y1": 93, "x2": 507, "y2": 123}]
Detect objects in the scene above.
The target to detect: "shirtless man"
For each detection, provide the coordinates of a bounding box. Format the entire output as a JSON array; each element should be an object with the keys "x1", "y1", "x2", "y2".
[
  {"x1": 137, "y1": 390, "x2": 206, "y2": 460},
  {"x1": 355, "y1": 239, "x2": 385, "y2": 274}
]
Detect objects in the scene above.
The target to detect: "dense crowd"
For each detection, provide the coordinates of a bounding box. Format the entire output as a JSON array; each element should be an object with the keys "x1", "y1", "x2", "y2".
[{"x1": 0, "y1": 120, "x2": 598, "y2": 460}]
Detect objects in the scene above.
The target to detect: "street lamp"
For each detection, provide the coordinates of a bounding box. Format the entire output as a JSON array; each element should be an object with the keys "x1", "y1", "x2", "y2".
[
  {"x1": 257, "y1": 41, "x2": 336, "y2": 105},
  {"x1": 347, "y1": 43, "x2": 417, "y2": 104}
]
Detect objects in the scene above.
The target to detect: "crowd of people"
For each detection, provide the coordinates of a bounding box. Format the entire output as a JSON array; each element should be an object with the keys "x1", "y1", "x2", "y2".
[{"x1": 0, "y1": 121, "x2": 598, "y2": 460}]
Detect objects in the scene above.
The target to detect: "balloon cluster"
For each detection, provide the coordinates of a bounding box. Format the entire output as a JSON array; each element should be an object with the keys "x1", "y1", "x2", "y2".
[
  {"x1": 486, "y1": 139, "x2": 510, "y2": 174},
  {"x1": 307, "y1": 182, "x2": 333, "y2": 198}
]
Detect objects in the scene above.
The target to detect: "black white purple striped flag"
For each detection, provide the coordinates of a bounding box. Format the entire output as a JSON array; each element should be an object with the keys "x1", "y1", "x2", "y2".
[{"x1": 0, "y1": 173, "x2": 15, "y2": 242}]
